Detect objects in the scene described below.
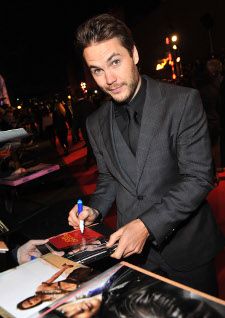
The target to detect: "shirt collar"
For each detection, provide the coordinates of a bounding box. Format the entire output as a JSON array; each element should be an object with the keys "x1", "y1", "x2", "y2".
[
  {"x1": 127, "y1": 77, "x2": 146, "y2": 124},
  {"x1": 114, "y1": 77, "x2": 146, "y2": 124}
]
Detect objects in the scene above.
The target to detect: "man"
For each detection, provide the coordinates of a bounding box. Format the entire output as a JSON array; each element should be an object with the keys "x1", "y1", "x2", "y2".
[{"x1": 68, "y1": 13, "x2": 224, "y2": 295}]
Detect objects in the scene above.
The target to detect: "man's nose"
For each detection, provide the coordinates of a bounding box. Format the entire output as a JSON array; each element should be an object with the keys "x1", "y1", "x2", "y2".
[{"x1": 105, "y1": 71, "x2": 116, "y2": 85}]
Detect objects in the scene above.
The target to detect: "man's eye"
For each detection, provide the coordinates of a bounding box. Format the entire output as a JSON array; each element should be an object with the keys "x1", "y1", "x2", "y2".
[
  {"x1": 92, "y1": 69, "x2": 102, "y2": 75},
  {"x1": 112, "y1": 59, "x2": 120, "y2": 66}
]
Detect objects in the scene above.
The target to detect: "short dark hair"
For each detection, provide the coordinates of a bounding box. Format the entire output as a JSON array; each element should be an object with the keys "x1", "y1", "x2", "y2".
[{"x1": 76, "y1": 13, "x2": 135, "y2": 56}]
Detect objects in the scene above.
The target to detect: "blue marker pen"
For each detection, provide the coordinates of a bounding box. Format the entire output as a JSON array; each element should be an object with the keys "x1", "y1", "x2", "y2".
[
  {"x1": 77, "y1": 199, "x2": 84, "y2": 233},
  {"x1": 30, "y1": 256, "x2": 36, "y2": 261}
]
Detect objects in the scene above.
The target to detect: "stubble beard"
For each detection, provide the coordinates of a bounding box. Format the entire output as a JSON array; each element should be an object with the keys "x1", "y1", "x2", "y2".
[{"x1": 103, "y1": 73, "x2": 139, "y2": 104}]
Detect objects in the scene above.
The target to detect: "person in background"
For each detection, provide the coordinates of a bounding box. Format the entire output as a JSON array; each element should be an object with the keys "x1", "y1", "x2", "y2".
[
  {"x1": 0, "y1": 73, "x2": 11, "y2": 107},
  {"x1": 52, "y1": 101, "x2": 69, "y2": 155},
  {"x1": 68, "y1": 13, "x2": 224, "y2": 296},
  {"x1": 199, "y1": 58, "x2": 223, "y2": 170},
  {"x1": 75, "y1": 95, "x2": 97, "y2": 167}
]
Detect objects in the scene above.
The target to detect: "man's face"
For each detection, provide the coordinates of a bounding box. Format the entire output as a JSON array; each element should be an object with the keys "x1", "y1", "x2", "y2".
[
  {"x1": 20, "y1": 295, "x2": 42, "y2": 309},
  {"x1": 83, "y1": 38, "x2": 140, "y2": 104}
]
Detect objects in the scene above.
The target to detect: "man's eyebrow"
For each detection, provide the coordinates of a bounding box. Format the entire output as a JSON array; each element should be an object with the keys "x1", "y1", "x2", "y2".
[
  {"x1": 89, "y1": 53, "x2": 121, "y2": 70},
  {"x1": 107, "y1": 53, "x2": 120, "y2": 63}
]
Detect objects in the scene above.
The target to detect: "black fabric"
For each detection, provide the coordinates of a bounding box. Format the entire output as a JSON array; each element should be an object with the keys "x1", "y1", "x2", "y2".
[
  {"x1": 114, "y1": 77, "x2": 146, "y2": 154},
  {"x1": 126, "y1": 107, "x2": 139, "y2": 155},
  {"x1": 143, "y1": 248, "x2": 218, "y2": 296}
]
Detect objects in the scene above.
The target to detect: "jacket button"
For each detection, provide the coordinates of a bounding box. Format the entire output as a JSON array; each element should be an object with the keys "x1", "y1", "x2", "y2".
[{"x1": 137, "y1": 195, "x2": 144, "y2": 200}]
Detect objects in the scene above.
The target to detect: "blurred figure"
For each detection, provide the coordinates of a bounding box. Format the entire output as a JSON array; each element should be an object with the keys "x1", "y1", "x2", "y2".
[
  {"x1": 0, "y1": 73, "x2": 11, "y2": 107},
  {"x1": 65, "y1": 100, "x2": 80, "y2": 144},
  {"x1": 199, "y1": 59, "x2": 223, "y2": 169},
  {"x1": 219, "y1": 62, "x2": 225, "y2": 167},
  {"x1": 75, "y1": 95, "x2": 98, "y2": 167},
  {"x1": 42, "y1": 107, "x2": 55, "y2": 147},
  {"x1": 0, "y1": 107, "x2": 17, "y2": 130},
  {"x1": 52, "y1": 101, "x2": 69, "y2": 155}
]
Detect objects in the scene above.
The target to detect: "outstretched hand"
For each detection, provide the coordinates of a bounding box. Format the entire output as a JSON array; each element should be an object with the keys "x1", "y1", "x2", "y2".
[
  {"x1": 17, "y1": 239, "x2": 64, "y2": 264},
  {"x1": 17, "y1": 239, "x2": 48, "y2": 264},
  {"x1": 106, "y1": 219, "x2": 149, "y2": 259}
]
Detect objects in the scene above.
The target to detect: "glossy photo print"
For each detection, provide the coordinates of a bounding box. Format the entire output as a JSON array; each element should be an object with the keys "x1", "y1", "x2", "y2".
[{"x1": 31, "y1": 263, "x2": 225, "y2": 318}]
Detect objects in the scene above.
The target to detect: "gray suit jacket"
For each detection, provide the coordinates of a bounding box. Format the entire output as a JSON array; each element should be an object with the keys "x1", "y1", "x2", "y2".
[{"x1": 86, "y1": 76, "x2": 224, "y2": 270}]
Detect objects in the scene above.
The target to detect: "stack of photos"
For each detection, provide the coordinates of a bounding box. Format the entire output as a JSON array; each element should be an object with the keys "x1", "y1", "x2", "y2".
[
  {"x1": 44, "y1": 228, "x2": 117, "y2": 265},
  {"x1": 30, "y1": 262, "x2": 225, "y2": 318}
]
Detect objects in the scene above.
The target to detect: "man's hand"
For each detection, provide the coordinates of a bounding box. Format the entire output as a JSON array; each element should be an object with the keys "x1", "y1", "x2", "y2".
[
  {"x1": 17, "y1": 239, "x2": 48, "y2": 264},
  {"x1": 106, "y1": 219, "x2": 150, "y2": 259},
  {"x1": 68, "y1": 204, "x2": 99, "y2": 229}
]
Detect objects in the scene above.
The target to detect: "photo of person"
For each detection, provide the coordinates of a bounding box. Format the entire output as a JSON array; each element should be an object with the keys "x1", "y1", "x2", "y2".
[
  {"x1": 53, "y1": 295, "x2": 102, "y2": 318},
  {"x1": 64, "y1": 238, "x2": 117, "y2": 265},
  {"x1": 100, "y1": 276, "x2": 225, "y2": 318},
  {"x1": 67, "y1": 239, "x2": 104, "y2": 255},
  {"x1": 38, "y1": 265, "x2": 225, "y2": 318},
  {"x1": 17, "y1": 265, "x2": 98, "y2": 310}
]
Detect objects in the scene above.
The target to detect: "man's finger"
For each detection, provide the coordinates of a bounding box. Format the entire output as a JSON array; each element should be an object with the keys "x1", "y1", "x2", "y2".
[
  {"x1": 106, "y1": 229, "x2": 123, "y2": 247},
  {"x1": 68, "y1": 217, "x2": 79, "y2": 226},
  {"x1": 110, "y1": 247, "x2": 124, "y2": 259},
  {"x1": 78, "y1": 210, "x2": 90, "y2": 221}
]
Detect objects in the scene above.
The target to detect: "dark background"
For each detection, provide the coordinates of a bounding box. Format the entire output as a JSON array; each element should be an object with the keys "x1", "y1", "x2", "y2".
[{"x1": 1, "y1": 0, "x2": 225, "y2": 101}]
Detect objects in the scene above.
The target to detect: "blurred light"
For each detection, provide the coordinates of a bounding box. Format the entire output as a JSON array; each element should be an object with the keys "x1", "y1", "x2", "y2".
[
  {"x1": 171, "y1": 35, "x2": 178, "y2": 42},
  {"x1": 80, "y1": 82, "x2": 87, "y2": 90},
  {"x1": 172, "y1": 45, "x2": 177, "y2": 50},
  {"x1": 68, "y1": 95, "x2": 71, "y2": 100},
  {"x1": 94, "y1": 90, "x2": 98, "y2": 94},
  {"x1": 176, "y1": 57, "x2": 181, "y2": 62},
  {"x1": 172, "y1": 73, "x2": 177, "y2": 80},
  {"x1": 84, "y1": 89, "x2": 88, "y2": 93},
  {"x1": 17, "y1": 98, "x2": 19, "y2": 101},
  {"x1": 17, "y1": 105, "x2": 22, "y2": 109},
  {"x1": 156, "y1": 58, "x2": 169, "y2": 70},
  {"x1": 165, "y1": 37, "x2": 170, "y2": 45}
]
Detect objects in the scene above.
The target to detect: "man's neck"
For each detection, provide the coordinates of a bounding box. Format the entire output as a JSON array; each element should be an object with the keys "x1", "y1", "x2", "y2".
[{"x1": 130, "y1": 76, "x2": 142, "y2": 102}]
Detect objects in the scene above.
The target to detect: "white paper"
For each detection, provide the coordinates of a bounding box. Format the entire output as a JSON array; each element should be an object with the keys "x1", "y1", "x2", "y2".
[
  {"x1": 0, "y1": 258, "x2": 67, "y2": 318},
  {"x1": 0, "y1": 128, "x2": 28, "y2": 143}
]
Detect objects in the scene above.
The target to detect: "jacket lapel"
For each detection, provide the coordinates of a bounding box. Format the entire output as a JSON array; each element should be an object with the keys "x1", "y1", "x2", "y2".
[{"x1": 136, "y1": 77, "x2": 165, "y2": 186}]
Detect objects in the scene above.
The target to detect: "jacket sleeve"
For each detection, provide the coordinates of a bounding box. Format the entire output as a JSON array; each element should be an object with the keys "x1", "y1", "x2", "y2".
[
  {"x1": 86, "y1": 116, "x2": 117, "y2": 217},
  {"x1": 139, "y1": 89, "x2": 215, "y2": 246}
]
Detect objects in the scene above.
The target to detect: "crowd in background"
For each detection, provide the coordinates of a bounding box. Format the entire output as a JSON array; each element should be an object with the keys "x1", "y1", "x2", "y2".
[
  {"x1": 0, "y1": 82, "x2": 102, "y2": 176},
  {"x1": 1, "y1": 54, "x2": 225, "y2": 174}
]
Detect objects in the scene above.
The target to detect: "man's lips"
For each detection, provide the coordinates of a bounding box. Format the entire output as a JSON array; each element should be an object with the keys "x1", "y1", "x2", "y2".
[{"x1": 107, "y1": 85, "x2": 124, "y2": 94}]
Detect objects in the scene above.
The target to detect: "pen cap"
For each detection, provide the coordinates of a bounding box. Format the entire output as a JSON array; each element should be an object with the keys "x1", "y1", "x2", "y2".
[{"x1": 77, "y1": 199, "x2": 83, "y2": 213}]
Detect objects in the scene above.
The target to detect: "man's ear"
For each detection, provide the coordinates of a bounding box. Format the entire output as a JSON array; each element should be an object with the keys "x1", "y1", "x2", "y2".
[{"x1": 132, "y1": 46, "x2": 139, "y2": 65}]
